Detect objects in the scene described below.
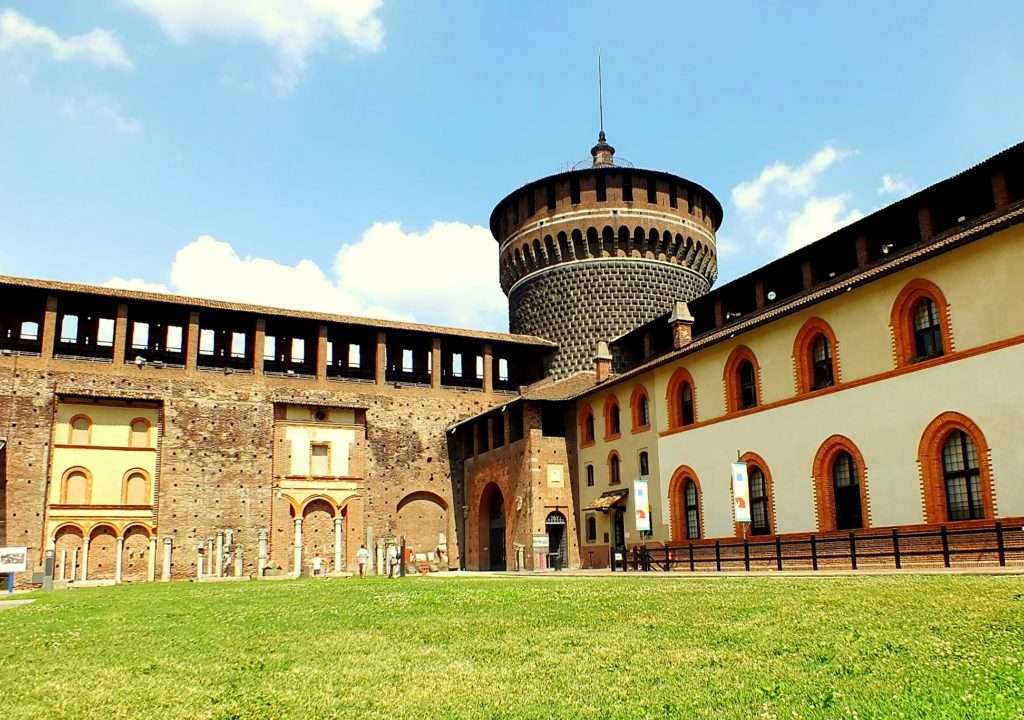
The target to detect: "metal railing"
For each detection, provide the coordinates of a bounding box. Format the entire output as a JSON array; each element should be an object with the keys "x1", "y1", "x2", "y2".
[{"x1": 627, "y1": 521, "x2": 1024, "y2": 573}]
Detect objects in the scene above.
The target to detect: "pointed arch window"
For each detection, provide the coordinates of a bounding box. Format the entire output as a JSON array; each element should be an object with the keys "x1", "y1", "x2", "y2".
[
  {"x1": 684, "y1": 480, "x2": 700, "y2": 540},
  {"x1": 749, "y1": 466, "x2": 770, "y2": 535},
  {"x1": 579, "y1": 405, "x2": 596, "y2": 447},
  {"x1": 724, "y1": 347, "x2": 761, "y2": 413},
  {"x1": 918, "y1": 412, "x2": 994, "y2": 523},
  {"x1": 812, "y1": 435, "x2": 869, "y2": 532},
  {"x1": 585, "y1": 515, "x2": 597, "y2": 542},
  {"x1": 890, "y1": 279, "x2": 952, "y2": 366},
  {"x1": 603, "y1": 396, "x2": 621, "y2": 440},
  {"x1": 608, "y1": 452, "x2": 621, "y2": 485},
  {"x1": 941, "y1": 431, "x2": 984, "y2": 521},
  {"x1": 666, "y1": 368, "x2": 696, "y2": 429},
  {"x1": 630, "y1": 386, "x2": 650, "y2": 432}
]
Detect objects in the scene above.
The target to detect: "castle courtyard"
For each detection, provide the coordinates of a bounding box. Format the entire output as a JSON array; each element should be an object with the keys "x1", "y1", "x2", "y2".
[{"x1": 2, "y1": 574, "x2": 1022, "y2": 719}]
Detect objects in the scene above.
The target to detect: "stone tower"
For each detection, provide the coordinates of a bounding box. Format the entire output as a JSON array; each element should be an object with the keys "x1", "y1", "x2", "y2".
[{"x1": 490, "y1": 134, "x2": 723, "y2": 377}]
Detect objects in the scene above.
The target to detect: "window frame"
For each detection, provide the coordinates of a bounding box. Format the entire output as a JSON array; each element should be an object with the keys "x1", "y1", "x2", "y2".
[
  {"x1": 668, "y1": 465, "x2": 703, "y2": 542},
  {"x1": 603, "y1": 395, "x2": 622, "y2": 441},
  {"x1": 666, "y1": 367, "x2": 697, "y2": 429},
  {"x1": 890, "y1": 278, "x2": 953, "y2": 367},
  {"x1": 723, "y1": 346, "x2": 761, "y2": 413},
  {"x1": 121, "y1": 468, "x2": 151, "y2": 505},
  {"x1": 59, "y1": 466, "x2": 93, "y2": 505},
  {"x1": 68, "y1": 414, "x2": 93, "y2": 446},
  {"x1": 917, "y1": 412, "x2": 994, "y2": 523},
  {"x1": 579, "y1": 405, "x2": 596, "y2": 448},
  {"x1": 630, "y1": 385, "x2": 651, "y2": 433},
  {"x1": 608, "y1": 451, "x2": 621, "y2": 486},
  {"x1": 812, "y1": 435, "x2": 869, "y2": 532}
]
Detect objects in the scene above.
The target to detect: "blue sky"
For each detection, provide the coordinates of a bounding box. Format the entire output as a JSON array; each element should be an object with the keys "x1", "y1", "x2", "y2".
[{"x1": 2, "y1": 1, "x2": 1022, "y2": 331}]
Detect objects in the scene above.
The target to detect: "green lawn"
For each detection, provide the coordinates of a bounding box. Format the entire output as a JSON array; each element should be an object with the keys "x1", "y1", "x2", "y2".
[{"x1": 2, "y1": 575, "x2": 1023, "y2": 719}]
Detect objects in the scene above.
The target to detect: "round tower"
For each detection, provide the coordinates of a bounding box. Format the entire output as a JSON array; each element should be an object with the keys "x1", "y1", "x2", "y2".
[{"x1": 490, "y1": 134, "x2": 724, "y2": 377}]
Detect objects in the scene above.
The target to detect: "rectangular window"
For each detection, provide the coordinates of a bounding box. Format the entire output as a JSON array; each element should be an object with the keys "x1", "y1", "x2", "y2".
[
  {"x1": 570, "y1": 177, "x2": 581, "y2": 204},
  {"x1": 586, "y1": 465, "x2": 595, "y2": 487},
  {"x1": 291, "y1": 338, "x2": 305, "y2": 363},
  {"x1": 401, "y1": 348, "x2": 414, "y2": 373},
  {"x1": 647, "y1": 179, "x2": 657, "y2": 204},
  {"x1": 622, "y1": 175, "x2": 633, "y2": 202},
  {"x1": 498, "y1": 358, "x2": 510, "y2": 382},
  {"x1": 669, "y1": 184, "x2": 678, "y2": 208},
  {"x1": 527, "y1": 190, "x2": 535, "y2": 217},
  {"x1": 639, "y1": 451, "x2": 650, "y2": 477},
  {"x1": 325, "y1": 341, "x2": 334, "y2": 365},
  {"x1": 348, "y1": 343, "x2": 361, "y2": 368},
  {"x1": 310, "y1": 443, "x2": 330, "y2": 477},
  {"x1": 230, "y1": 332, "x2": 246, "y2": 358},
  {"x1": 60, "y1": 315, "x2": 79, "y2": 343},
  {"x1": 585, "y1": 514, "x2": 597, "y2": 542},
  {"x1": 452, "y1": 353, "x2": 463, "y2": 377},
  {"x1": 199, "y1": 328, "x2": 215, "y2": 355},
  {"x1": 97, "y1": 318, "x2": 115, "y2": 347},
  {"x1": 596, "y1": 174, "x2": 607, "y2": 202},
  {"x1": 166, "y1": 326, "x2": 183, "y2": 353},
  {"x1": 131, "y1": 322, "x2": 150, "y2": 350},
  {"x1": 475, "y1": 355, "x2": 484, "y2": 379},
  {"x1": 546, "y1": 183, "x2": 556, "y2": 210},
  {"x1": 263, "y1": 335, "x2": 276, "y2": 361}
]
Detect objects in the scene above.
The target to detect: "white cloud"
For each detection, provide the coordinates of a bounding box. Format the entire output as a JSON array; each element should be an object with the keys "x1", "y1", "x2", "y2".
[
  {"x1": 60, "y1": 96, "x2": 143, "y2": 134},
  {"x1": 125, "y1": 0, "x2": 384, "y2": 90},
  {"x1": 0, "y1": 9, "x2": 132, "y2": 68},
  {"x1": 732, "y1": 146, "x2": 847, "y2": 214},
  {"x1": 782, "y1": 195, "x2": 864, "y2": 253},
  {"x1": 103, "y1": 277, "x2": 171, "y2": 294},
  {"x1": 878, "y1": 173, "x2": 911, "y2": 196},
  {"x1": 104, "y1": 221, "x2": 509, "y2": 331}
]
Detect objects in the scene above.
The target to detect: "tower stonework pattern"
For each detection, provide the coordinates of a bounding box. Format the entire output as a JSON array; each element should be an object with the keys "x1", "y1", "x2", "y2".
[{"x1": 491, "y1": 135, "x2": 723, "y2": 376}]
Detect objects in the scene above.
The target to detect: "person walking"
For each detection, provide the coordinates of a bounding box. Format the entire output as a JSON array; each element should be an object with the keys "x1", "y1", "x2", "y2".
[
  {"x1": 356, "y1": 544, "x2": 370, "y2": 578},
  {"x1": 387, "y1": 543, "x2": 399, "y2": 578},
  {"x1": 312, "y1": 553, "x2": 323, "y2": 578}
]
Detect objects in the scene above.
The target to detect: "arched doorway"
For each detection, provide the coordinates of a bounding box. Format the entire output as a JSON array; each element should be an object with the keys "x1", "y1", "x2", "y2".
[
  {"x1": 478, "y1": 483, "x2": 506, "y2": 571},
  {"x1": 545, "y1": 511, "x2": 567, "y2": 570},
  {"x1": 396, "y1": 491, "x2": 449, "y2": 561},
  {"x1": 54, "y1": 525, "x2": 84, "y2": 580},
  {"x1": 302, "y1": 499, "x2": 336, "y2": 574}
]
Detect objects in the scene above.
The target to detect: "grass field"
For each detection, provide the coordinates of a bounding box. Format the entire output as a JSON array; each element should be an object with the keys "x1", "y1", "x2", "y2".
[{"x1": 2, "y1": 574, "x2": 1023, "y2": 719}]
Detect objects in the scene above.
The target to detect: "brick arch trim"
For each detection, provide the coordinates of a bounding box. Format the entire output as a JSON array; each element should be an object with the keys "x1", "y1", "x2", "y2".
[
  {"x1": 811, "y1": 435, "x2": 871, "y2": 531},
  {"x1": 59, "y1": 466, "x2": 93, "y2": 504},
  {"x1": 87, "y1": 522, "x2": 119, "y2": 540},
  {"x1": 128, "y1": 416, "x2": 152, "y2": 447},
  {"x1": 397, "y1": 490, "x2": 449, "y2": 513},
  {"x1": 736, "y1": 451, "x2": 777, "y2": 537},
  {"x1": 666, "y1": 367, "x2": 697, "y2": 429},
  {"x1": 629, "y1": 384, "x2": 651, "y2": 433},
  {"x1": 917, "y1": 411, "x2": 996, "y2": 523},
  {"x1": 120, "y1": 467, "x2": 151, "y2": 505},
  {"x1": 792, "y1": 317, "x2": 841, "y2": 394},
  {"x1": 603, "y1": 394, "x2": 622, "y2": 440},
  {"x1": 723, "y1": 345, "x2": 762, "y2": 413},
  {"x1": 890, "y1": 278, "x2": 954, "y2": 367},
  {"x1": 668, "y1": 465, "x2": 704, "y2": 541},
  {"x1": 67, "y1": 413, "x2": 93, "y2": 445},
  {"x1": 607, "y1": 449, "x2": 623, "y2": 485}
]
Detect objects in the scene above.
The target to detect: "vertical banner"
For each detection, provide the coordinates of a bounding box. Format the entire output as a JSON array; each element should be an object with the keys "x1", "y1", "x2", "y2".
[
  {"x1": 634, "y1": 478, "x2": 651, "y2": 533},
  {"x1": 731, "y1": 462, "x2": 751, "y2": 524}
]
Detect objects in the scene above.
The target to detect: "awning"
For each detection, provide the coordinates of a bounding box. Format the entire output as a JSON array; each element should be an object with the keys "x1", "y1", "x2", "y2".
[{"x1": 583, "y1": 489, "x2": 628, "y2": 512}]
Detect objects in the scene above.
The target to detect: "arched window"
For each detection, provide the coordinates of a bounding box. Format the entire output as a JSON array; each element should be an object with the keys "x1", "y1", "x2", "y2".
[
  {"x1": 586, "y1": 465, "x2": 595, "y2": 487},
  {"x1": 579, "y1": 406, "x2": 595, "y2": 447},
  {"x1": 811, "y1": 336, "x2": 834, "y2": 389},
  {"x1": 608, "y1": 452, "x2": 621, "y2": 485},
  {"x1": 585, "y1": 515, "x2": 597, "y2": 543},
  {"x1": 831, "y1": 452, "x2": 862, "y2": 530},
  {"x1": 69, "y1": 415, "x2": 91, "y2": 445},
  {"x1": 639, "y1": 451, "x2": 649, "y2": 476},
  {"x1": 122, "y1": 470, "x2": 150, "y2": 505},
  {"x1": 918, "y1": 412, "x2": 994, "y2": 523},
  {"x1": 666, "y1": 368, "x2": 697, "y2": 429},
  {"x1": 129, "y1": 418, "x2": 151, "y2": 448},
  {"x1": 684, "y1": 480, "x2": 700, "y2": 540},
  {"x1": 630, "y1": 386, "x2": 650, "y2": 432},
  {"x1": 749, "y1": 466, "x2": 771, "y2": 535},
  {"x1": 739, "y1": 361, "x2": 757, "y2": 409},
  {"x1": 912, "y1": 298, "x2": 943, "y2": 361},
  {"x1": 724, "y1": 347, "x2": 760, "y2": 413},
  {"x1": 60, "y1": 468, "x2": 91, "y2": 504},
  {"x1": 941, "y1": 431, "x2": 984, "y2": 521},
  {"x1": 812, "y1": 435, "x2": 869, "y2": 532},
  {"x1": 669, "y1": 466, "x2": 702, "y2": 542},
  {"x1": 604, "y1": 396, "x2": 621, "y2": 440},
  {"x1": 890, "y1": 279, "x2": 952, "y2": 366}
]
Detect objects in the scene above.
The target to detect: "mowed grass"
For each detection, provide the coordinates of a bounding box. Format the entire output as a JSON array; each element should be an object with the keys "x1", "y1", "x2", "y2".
[{"x1": 2, "y1": 575, "x2": 1023, "y2": 719}]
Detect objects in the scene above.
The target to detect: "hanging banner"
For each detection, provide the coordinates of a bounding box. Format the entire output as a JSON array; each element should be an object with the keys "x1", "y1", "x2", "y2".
[
  {"x1": 634, "y1": 478, "x2": 651, "y2": 533},
  {"x1": 731, "y1": 462, "x2": 751, "y2": 524}
]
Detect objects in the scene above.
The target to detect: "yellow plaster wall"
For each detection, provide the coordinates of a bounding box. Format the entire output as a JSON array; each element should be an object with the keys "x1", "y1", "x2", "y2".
[
  {"x1": 49, "y1": 402, "x2": 159, "y2": 506},
  {"x1": 573, "y1": 223, "x2": 1024, "y2": 542},
  {"x1": 282, "y1": 425, "x2": 359, "y2": 477}
]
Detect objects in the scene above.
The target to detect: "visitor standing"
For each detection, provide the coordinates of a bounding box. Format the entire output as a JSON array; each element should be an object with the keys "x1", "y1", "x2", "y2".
[
  {"x1": 312, "y1": 553, "x2": 322, "y2": 577},
  {"x1": 388, "y1": 543, "x2": 399, "y2": 578},
  {"x1": 356, "y1": 544, "x2": 370, "y2": 577}
]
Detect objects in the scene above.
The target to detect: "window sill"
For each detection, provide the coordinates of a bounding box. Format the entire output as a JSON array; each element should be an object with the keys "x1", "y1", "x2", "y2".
[
  {"x1": 631, "y1": 425, "x2": 651, "y2": 435},
  {"x1": 604, "y1": 433, "x2": 622, "y2": 442}
]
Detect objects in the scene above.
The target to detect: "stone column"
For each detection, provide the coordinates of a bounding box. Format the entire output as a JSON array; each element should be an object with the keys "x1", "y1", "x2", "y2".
[
  {"x1": 234, "y1": 547, "x2": 243, "y2": 577},
  {"x1": 162, "y1": 537, "x2": 172, "y2": 581},
  {"x1": 317, "y1": 324, "x2": 328, "y2": 383},
  {"x1": 81, "y1": 536, "x2": 90, "y2": 581},
  {"x1": 215, "y1": 530, "x2": 225, "y2": 577},
  {"x1": 57, "y1": 549, "x2": 67, "y2": 581},
  {"x1": 257, "y1": 529, "x2": 269, "y2": 576},
  {"x1": 374, "y1": 331, "x2": 386, "y2": 385},
  {"x1": 293, "y1": 517, "x2": 303, "y2": 577},
  {"x1": 196, "y1": 543, "x2": 205, "y2": 579},
  {"x1": 70, "y1": 548, "x2": 78, "y2": 581},
  {"x1": 114, "y1": 536, "x2": 124, "y2": 584},
  {"x1": 206, "y1": 538, "x2": 214, "y2": 570},
  {"x1": 333, "y1": 517, "x2": 343, "y2": 572},
  {"x1": 147, "y1": 536, "x2": 157, "y2": 582},
  {"x1": 431, "y1": 338, "x2": 441, "y2": 389}
]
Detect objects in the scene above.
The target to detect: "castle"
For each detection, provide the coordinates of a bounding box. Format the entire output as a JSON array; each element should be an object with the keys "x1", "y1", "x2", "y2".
[{"x1": 2, "y1": 135, "x2": 1022, "y2": 585}]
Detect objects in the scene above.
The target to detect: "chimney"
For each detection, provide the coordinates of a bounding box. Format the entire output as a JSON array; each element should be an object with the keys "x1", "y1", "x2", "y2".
[
  {"x1": 669, "y1": 301, "x2": 695, "y2": 349},
  {"x1": 594, "y1": 341, "x2": 612, "y2": 382}
]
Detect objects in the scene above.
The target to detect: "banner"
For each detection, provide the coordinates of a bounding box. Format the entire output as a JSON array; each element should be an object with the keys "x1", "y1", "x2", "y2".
[
  {"x1": 731, "y1": 462, "x2": 751, "y2": 524},
  {"x1": 634, "y1": 478, "x2": 651, "y2": 533}
]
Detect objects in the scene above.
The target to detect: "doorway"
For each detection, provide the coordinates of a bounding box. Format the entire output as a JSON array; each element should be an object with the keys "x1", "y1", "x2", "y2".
[
  {"x1": 545, "y1": 511, "x2": 567, "y2": 570},
  {"x1": 479, "y1": 483, "x2": 506, "y2": 571}
]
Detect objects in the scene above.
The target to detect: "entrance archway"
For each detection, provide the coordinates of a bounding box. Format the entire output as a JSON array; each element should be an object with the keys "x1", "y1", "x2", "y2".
[
  {"x1": 302, "y1": 499, "x2": 336, "y2": 574},
  {"x1": 88, "y1": 525, "x2": 117, "y2": 580},
  {"x1": 396, "y1": 491, "x2": 449, "y2": 561},
  {"x1": 478, "y1": 483, "x2": 506, "y2": 571},
  {"x1": 54, "y1": 525, "x2": 84, "y2": 580},
  {"x1": 121, "y1": 525, "x2": 150, "y2": 582},
  {"x1": 545, "y1": 511, "x2": 567, "y2": 570}
]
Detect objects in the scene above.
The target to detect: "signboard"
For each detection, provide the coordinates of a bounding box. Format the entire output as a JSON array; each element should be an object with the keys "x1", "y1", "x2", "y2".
[
  {"x1": 0, "y1": 547, "x2": 27, "y2": 573},
  {"x1": 634, "y1": 478, "x2": 651, "y2": 533},
  {"x1": 546, "y1": 464, "x2": 564, "y2": 488},
  {"x1": 731, "y1": 462, "x2": 751, "y2": 524},
  {"x1": 532, "y1": 534, "x2": 550, "y2": 550}
]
